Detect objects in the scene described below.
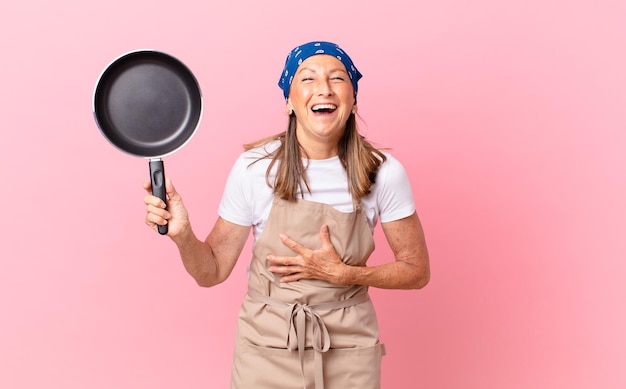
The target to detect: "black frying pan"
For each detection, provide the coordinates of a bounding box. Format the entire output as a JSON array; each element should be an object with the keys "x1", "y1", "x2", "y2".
[{"x1": 93, "y1": 50, "x2": 202, "y2": 235}]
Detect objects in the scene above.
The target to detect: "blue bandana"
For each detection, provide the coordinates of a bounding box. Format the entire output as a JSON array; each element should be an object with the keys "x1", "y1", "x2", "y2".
[{"x1": 278, "y1": 41, "x2": 362, "y2": 100}]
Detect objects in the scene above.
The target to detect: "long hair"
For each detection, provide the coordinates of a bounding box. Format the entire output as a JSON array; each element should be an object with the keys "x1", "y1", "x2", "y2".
[{"x1": 244, "y1": 113, "x2": 386, "y2": 201}]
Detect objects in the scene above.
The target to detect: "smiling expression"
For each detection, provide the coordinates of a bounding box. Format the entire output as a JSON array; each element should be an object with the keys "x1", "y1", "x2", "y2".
[{"x1": 286, "y1": 55, "x2": 357, "y2": 158}]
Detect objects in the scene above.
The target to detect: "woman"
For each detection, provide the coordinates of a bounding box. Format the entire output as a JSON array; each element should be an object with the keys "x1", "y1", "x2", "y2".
[{"x1": 144, "y1": 41, "x2": 430, "y2": 389}]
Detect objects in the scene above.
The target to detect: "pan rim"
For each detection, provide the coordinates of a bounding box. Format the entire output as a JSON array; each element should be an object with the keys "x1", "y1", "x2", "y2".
[{"x1": 92, "y1": 49, "x2": 203, "y2": 159}]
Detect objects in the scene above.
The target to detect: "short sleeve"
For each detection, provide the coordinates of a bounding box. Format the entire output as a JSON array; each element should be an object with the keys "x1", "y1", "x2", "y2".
[
  {"x1": 375, "y1": 154, "x2": 416, "y2": 223},
  {"x1": 217, "y1": 154, "x2": 254, "y2": 226}
]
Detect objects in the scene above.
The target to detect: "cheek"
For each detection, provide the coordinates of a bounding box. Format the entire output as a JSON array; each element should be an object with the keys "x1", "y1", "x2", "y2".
[
  {"x1": 336, "y1": 87, "x2": 355, "y2": 104},
  {"x1": 298, "y1": 86, "x2": 315, "y2": 99},
  {"x1": 290, "y1": 88, "x2": 312, "y2": 106}
]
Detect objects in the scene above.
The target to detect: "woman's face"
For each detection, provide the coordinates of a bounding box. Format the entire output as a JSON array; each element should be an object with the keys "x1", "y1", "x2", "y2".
[{"x1": 287, "y1": 55, "x2": 356, "y2": 157}]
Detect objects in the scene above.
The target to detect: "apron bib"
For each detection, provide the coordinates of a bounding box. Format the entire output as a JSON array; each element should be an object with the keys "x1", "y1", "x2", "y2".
[{"x1": 231, "y1": 196, "x2": 385, "y2": 389}]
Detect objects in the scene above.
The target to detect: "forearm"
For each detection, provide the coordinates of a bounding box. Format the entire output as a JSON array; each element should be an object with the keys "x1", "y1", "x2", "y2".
[
  {"x1": 269, "y1": 215, "x2": 430, "y2": 288},
  {"x1": 340, "y1": 213, "x2": 430, "y2": 290},
  {"x1": 171, "y1": 226, "x2": 223, "y2": 287},
  {"x1": 339, "y1": 259, "x2": 430, "y2": 290}
]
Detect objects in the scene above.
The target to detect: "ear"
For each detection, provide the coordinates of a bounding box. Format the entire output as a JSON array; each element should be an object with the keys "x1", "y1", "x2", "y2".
[
  {"x1": 286, "y1": 99, "x2": 293, "y2": 115},
  {"x1": 351, "y1": 104, "x2": 358, "y2": 115}
]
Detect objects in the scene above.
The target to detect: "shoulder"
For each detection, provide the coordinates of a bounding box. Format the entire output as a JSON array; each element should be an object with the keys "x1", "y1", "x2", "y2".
[
  {"x1": 219, "y1": 142, "x2": 278, "y2": 227},
  {"x1": 376, "y1": 151, "x2": 409, "y2": 184},
  {"x1": 242, "y1": 139, "x2": 281, "y2": 160},
  {"x1": 230, "y1": 140, "x2": 281, "y2": 175}
]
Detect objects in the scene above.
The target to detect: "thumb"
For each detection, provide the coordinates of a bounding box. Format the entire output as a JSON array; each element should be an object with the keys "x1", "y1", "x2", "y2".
[
  {"x1": 165, "y1": 177, "x2": 180, "y2": 201},
  {"x1": 319, "y1": 224, "x2": 333, "y2": 248}
]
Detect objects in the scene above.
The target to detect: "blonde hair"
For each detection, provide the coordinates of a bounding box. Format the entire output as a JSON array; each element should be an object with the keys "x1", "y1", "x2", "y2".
[{"x1": 244, "y1": 113, "x2": 386, "y2": 201}]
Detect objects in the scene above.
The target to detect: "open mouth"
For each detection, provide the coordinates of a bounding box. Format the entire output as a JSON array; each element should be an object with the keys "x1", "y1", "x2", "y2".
[{"x1": 311, "y1": 103, "x2": 337, "y2": 114}]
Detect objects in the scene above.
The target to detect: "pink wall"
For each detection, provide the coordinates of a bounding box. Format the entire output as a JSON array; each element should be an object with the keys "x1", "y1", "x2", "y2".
[{"x1": 1, "y1": 1, "x2": 624, "y2": 388}]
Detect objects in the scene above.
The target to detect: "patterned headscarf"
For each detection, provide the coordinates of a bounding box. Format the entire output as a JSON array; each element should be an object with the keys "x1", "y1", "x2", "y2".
[{"x1": 278, "y1": 41, "x2": 362, "y2": 100}]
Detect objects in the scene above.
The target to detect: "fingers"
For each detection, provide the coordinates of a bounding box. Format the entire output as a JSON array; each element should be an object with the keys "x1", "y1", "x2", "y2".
[
  {"x1": 277, "y1": 225, "x2": 332, "y2": 256},
  {"x1": 147, "y1": 202, "x2": 170, "y2": 220},
  {"x1": 277, "y1": 271, "x2": 304, "y2": 283},
  {"x1": 143, "y1": 177, "x2": 179, "y2": 207},
  {"x1": 144, "y1": 192, "x2": 164, "y2": 207},
  {"x1": 270, "y1": 225, "x2": 342, "y2": 284},
  {"x1": 279, "y1": 233, "x2": 307, "y2": 255},
  {"x1": 267, "y1": 254, "x2": 296, "y2": 267},
  {"x1": 144, "y1": 200, "x2": 169, "y2": 227},
  {"x1": 143, "y1": 178, "x2": 174, "y2": 229},
  {"x1": 267, "y1": 255, "x2": 303, "y2": 283}
]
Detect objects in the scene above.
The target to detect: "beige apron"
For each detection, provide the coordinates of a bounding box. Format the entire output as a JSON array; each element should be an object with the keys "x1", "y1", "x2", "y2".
[{"x1": 231, "y1": 196, "x2": 386, "y2": 389}]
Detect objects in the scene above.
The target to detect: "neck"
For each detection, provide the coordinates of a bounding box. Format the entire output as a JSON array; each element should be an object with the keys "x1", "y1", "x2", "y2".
[
  {"x1": 300, "y1": 145, "x2": 338, "y2": 160},
  {"x1": 295, "y1": 129, "x2": 342, "y2": 160}
]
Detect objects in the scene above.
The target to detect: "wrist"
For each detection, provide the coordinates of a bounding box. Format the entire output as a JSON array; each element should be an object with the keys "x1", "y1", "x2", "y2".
[
  {"x1": 171, "y1": 221, "x2": 194, "y2": 246},
  {"x1": 335, "y1": 263, "x2": 353, "y2": 286}
]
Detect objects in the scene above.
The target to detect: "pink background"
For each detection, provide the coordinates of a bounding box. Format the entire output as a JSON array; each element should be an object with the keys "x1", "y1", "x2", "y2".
[{"x1": 1, "y1": 0, "x2": 625, "y2": 388}]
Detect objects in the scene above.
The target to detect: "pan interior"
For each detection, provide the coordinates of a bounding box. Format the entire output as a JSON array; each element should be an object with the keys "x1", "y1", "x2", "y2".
[{"x1": 94, "y1": 51, "x2": 202, "y2": 157}]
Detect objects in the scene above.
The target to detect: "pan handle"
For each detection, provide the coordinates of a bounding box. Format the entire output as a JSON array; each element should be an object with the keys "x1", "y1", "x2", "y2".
[{"x1": 149, "y1": 159, "x2": 168, "y2": 235}]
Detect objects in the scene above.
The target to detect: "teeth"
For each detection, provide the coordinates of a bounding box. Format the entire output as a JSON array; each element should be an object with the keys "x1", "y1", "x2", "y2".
[{"x1": 312, "y1": 104, "x2": 337, "y2": 111}]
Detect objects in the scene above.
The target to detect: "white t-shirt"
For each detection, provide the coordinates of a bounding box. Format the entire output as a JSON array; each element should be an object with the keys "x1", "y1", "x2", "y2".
[{"x1": 218, "y1": 140, "x2": 416, "y2": 242}]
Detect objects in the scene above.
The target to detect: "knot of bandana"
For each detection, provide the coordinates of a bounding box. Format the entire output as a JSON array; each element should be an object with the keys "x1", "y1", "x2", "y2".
[{"x1": 277, "y1": 41, "x2": 362, "y2": 100}]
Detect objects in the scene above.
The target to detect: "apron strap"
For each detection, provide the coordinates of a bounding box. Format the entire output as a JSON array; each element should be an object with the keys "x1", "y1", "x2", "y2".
[{"x1": 247, "y1": 289, "x2": 370, "y2": 389}]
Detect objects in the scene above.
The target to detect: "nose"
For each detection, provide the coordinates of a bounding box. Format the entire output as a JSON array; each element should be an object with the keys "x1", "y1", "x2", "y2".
[{"x1": 316, "y1": 78, "x2": 333, "y2": 96}]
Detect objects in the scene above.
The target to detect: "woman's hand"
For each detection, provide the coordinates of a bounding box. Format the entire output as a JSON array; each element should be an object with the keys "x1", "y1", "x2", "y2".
[
  {"x1": 269, "y1": 213, "x2": 430, "y2": 290},
  {"x1": 143, "y1": 177, "x2": 190, "y2": 237},
  {"x1": 266, "y1": 224, "x2": 349, "y2": 285}
]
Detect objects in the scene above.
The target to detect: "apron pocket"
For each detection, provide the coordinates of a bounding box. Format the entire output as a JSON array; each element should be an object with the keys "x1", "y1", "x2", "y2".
[
  {"x1": 232, "y1": 342, "x2": 313, "y2": 389},
  {"x1": 323, "y1": 343, "x2": 386, "y2": 389},
  {"x1": 231, "y1": 341, "x2": 385, "y2": 389}
]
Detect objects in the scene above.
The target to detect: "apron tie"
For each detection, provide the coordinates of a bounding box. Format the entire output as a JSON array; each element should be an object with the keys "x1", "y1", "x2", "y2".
[
  {"x1": 248, "y1": 288, "x2": 370, "y2": 389},
  {"x1": 285, "y1": 302, "x2": 330, "y2": 389}
]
